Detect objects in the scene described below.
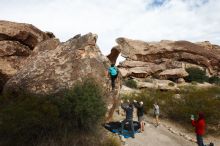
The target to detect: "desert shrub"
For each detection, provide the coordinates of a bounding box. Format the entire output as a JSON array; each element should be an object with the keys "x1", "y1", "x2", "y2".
[
  {"x1": 0, "y1": 94, "x2": 60, "y2": 146},
  {"x1": 37, "y1": 131, "x2": 106, "y2": 146},
  {"x1": 101, "y1": 136, "x2": 121, "y2": 146},
  {"x1": 0, "y1": 78, "x2": 107, "y2": 146},
  {"x1": 166, "y1": 86, "x2": 220, "y2": 135},
  {"x1": 124, "y1": 79, "x2": 137, "y2": 89},
  {"x1": 209, "y1": 76, "x2": 220, "y2": 85},
  {"x1": 123, "y1": 86, "x2": 220, "y2": 135},
  {"x1": 121, "y1": 89, "x2": 175, "y2": 114},
  {"x1": 144, "y1": 78, "x2": 153, "y2": 83},
  {"x1": 61, "y1": 78, "x2": 107, "y2": 131},
  {"x1": 168, "y1": 82, "x2": 175, "y2": 87},
  {"x1": 191, "y1": 81, "x2": 198, "y2": 85},
  {"x1": 185, "y1": 67, "x2": 209, "y2": 83}
]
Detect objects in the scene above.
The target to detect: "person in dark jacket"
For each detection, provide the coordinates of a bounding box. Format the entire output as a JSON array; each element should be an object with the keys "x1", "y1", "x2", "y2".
[
  {"x1": 121, "y1": 100, "x2": 135, "y2": 138},
  {"x1": 191, "y1": 112, "x2": 206, "y2": 146},
  {"x1": 133, "y1": 100, "x2": 145, "y2": 132}
]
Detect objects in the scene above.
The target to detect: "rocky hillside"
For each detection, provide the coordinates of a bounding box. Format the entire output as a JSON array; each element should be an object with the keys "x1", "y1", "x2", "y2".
[
  {"x1": 107, "y1": 37, "x2": 220, "y2": 88},
  {"x1": 0, "y1": 20, "x2": 55, "y2": 93},
  {"x1": 0, "y1": 21, "x2": 121, "y2": 121}
]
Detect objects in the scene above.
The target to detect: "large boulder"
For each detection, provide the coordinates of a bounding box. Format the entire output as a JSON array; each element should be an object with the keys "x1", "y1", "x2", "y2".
[
  {"x1": 113, "y1": 38, "x2": 220, "y2": 77},
  {"x1": 0, "y1": 40, "x2": 31, "y2": 92},
  {"x1": 159, "y1": 68, "x2": 189, "y2": 79},
  {"x1": 118, "y1": 60, "x2": 166, "y2": 78},
  {"x1": 4, "y1": 33, "x2": 120, "y2": 121},
  {"x1": 0, "y1": 20, "x2": 55, "y2": 93},
  {"x1": 0, "y1": 20, "x2": 53, "y2": 49}
]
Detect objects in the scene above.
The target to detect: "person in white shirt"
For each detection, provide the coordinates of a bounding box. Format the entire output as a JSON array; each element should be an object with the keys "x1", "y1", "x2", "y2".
[{"x1": 153, "y1": 102, "x2": 160, "y2": 127}]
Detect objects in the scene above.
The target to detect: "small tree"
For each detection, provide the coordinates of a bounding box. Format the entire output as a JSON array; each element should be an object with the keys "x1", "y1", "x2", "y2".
[
  {"x1": 124, "y1": 79, "x2": 137, "y2": 89},
  {"x1": 63, "y1": 78, "x2": 107, "y2": 131},
  {"x1": 209, "y1": 76, "x2": 220, "y2": 85},
  {"x1": 185, "y1": 67, "x2": 209, "y2": 83},
  {"x1": 0, "y1": 78, "x2": 107, "y2": 145}
]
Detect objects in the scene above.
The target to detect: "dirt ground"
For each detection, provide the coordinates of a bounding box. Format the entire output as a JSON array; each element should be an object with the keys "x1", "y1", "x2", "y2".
[
  {"x1": 125, "y1": 122, "x2": 195, "y2": 146},
  {"x1": 113, "y1": 111, "x2": 220, "y2": 146}
]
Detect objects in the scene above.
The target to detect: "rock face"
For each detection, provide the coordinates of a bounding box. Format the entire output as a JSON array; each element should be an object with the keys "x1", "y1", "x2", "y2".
[
  {"x1": 4, "y1": 33, "x2": 120, "y2": 121},
  {"x1": 0, "y1": 20, "x2": 53, "y2": 49},
  {"x1": 0, "y1": 21, "x2": 54, "y2": 93},
  {"x1": 159, "y1": 68, "x2": 189, "y2": 80},
  {"x1": 109, "y1": 38, "x2": 220, "y2": 80}
]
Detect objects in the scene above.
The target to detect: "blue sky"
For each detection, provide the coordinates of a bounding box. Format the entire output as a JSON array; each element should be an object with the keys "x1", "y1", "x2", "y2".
[
  {"x1": 150, "y1": 0, "x2": 168, "y2": 7},
  {"x1": 0, "y1": 0, "x2": 219, "y2": 63}
]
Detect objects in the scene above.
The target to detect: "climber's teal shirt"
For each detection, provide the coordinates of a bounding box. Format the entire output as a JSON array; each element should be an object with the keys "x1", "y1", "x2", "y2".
[{"x1": 108, "y1": 67, "x2": 118, "y2": 76}]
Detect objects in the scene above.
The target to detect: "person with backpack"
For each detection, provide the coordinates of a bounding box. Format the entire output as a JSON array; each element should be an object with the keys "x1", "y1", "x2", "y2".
[
  {"x1": 121, "y1": 100, "x2": 135, "y2": 138},
  {"x1": 153, "y1": 102, "x2": 160, "y2": 127},
  {"x1": 133, "y1": 100, "x2": 145, "y2": 133},
  {"x1": 108, "y1": 64, "x2": 118, "y2": 90},
  {"x1": 191, "y1": 112, "x2": 206, "y2": 146}
]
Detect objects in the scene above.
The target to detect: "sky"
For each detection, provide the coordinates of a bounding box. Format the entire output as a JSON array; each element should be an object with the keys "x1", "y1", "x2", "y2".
[{"x1": 1, "y1": 0, "x2": 220, "y2": 63}]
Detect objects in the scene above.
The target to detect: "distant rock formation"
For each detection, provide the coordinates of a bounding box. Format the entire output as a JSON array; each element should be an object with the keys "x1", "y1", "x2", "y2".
[
  {"x1": 0, "y1": 20, "x2": 54, "y2": 92},
  {"x1": 108, "y1": 38, "x2": 220, "y2": 81},
  {"x1": 4, "y1": 32, "x2": 120, "y2": 121}
]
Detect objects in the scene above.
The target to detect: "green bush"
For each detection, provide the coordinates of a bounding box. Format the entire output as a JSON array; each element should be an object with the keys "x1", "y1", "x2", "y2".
[
  {"x1": 168, "y1": 82, "x2": 175, "y2": 87},
  {"x1": 124, "y1": 79, "x2": 137, "y2": 89},
  {"x1": 101, "y1": 136, "x2": 121, "y2": 146},
  {"x1": 191, "y1": 81, "x2": 198, "y2": 85},
  {"x1": 125, "y1": 86, "x2": 220, "y2": 135},
  {"x1": 61, "y1": 78, "x2": 107, "y2": 131},
  {"x1": 0, "y1": 78, "x2": 107, "y2": 146},
  {"x1": 167, "y1": 86, "x2": 220, "y2": 134},
  {"x1": 209, "y1": 76, "x2": 220, "y2": 85},
  {"x1": 121, "y1": 89, "x2": 175, "y2": 114},
  {"x1": 185, "y1": 67, "x2": 209, "y2": 83}
]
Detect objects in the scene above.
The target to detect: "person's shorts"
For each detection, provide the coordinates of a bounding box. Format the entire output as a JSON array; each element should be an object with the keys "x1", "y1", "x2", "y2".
[
  {"x1": 138, "y1": 116, "x2": 144, "y2": 122},
  {"x1": 154, "y1": 112, "x2": 159, "y2": 116}
]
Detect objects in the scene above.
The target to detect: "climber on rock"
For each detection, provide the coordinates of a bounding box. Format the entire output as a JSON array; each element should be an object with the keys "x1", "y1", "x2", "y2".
[{"x1": 108, "y1": 64, "x2": 118, "y2": 90}]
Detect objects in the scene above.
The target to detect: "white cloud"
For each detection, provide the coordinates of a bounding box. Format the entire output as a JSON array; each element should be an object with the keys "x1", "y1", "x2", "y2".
[{"x1": 1, "y1": 0, "x2": 220, "y2": 62}]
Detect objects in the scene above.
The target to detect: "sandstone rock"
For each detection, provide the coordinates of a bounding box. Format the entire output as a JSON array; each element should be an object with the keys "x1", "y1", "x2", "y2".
[
  {"x1": 177, "y1": 78, "x2": 185, "y2": 84},
  {"x1": 0, "y1": 20, "x2": 51, "y2": 49},
  {"x1": 45, "y1": 31, "x2": 55, "y2": 38},
  {"x1": 0, "y1": 40, "x2": 31, "y2": 92},
  {"x1": 114, "y1": 38, "x2": 220, "y2": 76},
  {"x1": 156, "y1": 79, "x2": 179, "y2": 91},
  {"x1": 174, "y1": 94, "x2": 181, "y2": 99},
  {"x1": 118, "y1": 68, "x2": 129, "y2": 77},
  {"x1": 118, "y1": 61, "x2": 166, "y2": 78},
  {"x1": 135, "y1": 79, "x2": 179, "y2": 91},
  {"x1": 0, "y1": 40, "x2": 31, "y2": 57},
  {"x1": 31, "y1": 38, "x2": 60, "y2": 55},
  {"x1": 137, "y1": 82, "x2": 156, "y2": 89},
  {"x1": 120, "y1": 85, "x2": 139, "y2": 94},
  {"x1": 0, "y1": 21, "x2": 56, "y2": 93},
  {"x1": 159, "y1": 68, "x2": 189, "y2": 79},
  {"x1": 107, "y1": 47, "x2": 120, "y2": 64},
  {"x1": 4, "y1": 33, "x2": 107, "y2": 94},
  {"x1": 4, "y1": 33, "x2": 120, "y2": 121}
]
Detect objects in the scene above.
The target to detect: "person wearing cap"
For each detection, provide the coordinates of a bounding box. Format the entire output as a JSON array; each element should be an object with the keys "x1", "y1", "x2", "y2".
[
  {"x1": 121, "y1": 100, "x2": 135, "y2": 138},
  {"x1": 133, "y1": 100, "x2": 145, "y2": 132},
  {"x1": 191, "y1": 112, "x2": 206, "y2": 146}
]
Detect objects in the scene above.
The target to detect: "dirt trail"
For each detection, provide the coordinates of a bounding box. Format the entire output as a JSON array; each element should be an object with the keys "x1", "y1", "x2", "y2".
[
  {"x1": 120, "y1": 116, "x2": 220, "y2": 146},
  {"x1": 113, "y1": 107, "x2": 220, "y2": 146},
  {"x1": 124, "y1": 122, "x2": 195, "y2": 146}
]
